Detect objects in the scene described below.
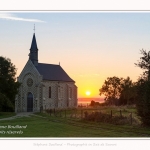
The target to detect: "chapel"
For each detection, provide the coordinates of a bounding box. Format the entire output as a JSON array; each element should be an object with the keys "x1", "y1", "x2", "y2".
[{"x1": 15, "y1": 31, "x2": 77, "y2": 112}]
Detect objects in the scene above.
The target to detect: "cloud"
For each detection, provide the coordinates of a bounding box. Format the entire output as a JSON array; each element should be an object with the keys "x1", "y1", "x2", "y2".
[{"x1": 0, "y1": 13, "x2": 46, "y2": 23}]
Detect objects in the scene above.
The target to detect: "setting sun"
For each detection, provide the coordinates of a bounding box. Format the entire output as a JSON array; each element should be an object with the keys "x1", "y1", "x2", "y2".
[{"x1": 86, "y1": 91, "x2": 91, "y2": 96}]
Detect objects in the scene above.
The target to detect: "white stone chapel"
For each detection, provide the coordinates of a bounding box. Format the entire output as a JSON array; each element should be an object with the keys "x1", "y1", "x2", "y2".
[{"x1": 15, "y1": 31, "x2": 77, "y2": 112}]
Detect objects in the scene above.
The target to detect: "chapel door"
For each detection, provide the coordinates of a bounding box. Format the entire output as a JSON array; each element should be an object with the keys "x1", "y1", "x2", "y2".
[{"x1": 27, "y1": 92, "x2": 33, "y2": 112}]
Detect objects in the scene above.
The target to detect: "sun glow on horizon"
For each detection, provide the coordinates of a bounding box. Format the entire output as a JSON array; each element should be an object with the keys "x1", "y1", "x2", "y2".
[{"x1": 85, "y1": 91, "x2": 91, "y2": 96}]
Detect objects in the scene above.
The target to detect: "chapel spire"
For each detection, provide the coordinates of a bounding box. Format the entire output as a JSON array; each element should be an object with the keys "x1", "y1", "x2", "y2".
[
  {"x1": 29, "y1": 25, "x2": 38, "y2": 66},
  {"x1": 30, "y1": 33, "x2": 38, "y2": 51}
]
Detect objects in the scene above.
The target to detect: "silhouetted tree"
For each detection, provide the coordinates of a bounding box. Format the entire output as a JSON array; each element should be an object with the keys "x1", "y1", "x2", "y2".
[
  {"x1": 90, "y1": 100, "x2": 100, "y2": 107},
  {"x1": 100, "y1": 76, "x2": 137, "y2": 106},
  {"x1": 120, "y1": 77, "x2": 136, "y2": 105},
  {"x1": 90, "y1": 100, "x2": 96, "y2": 107},
  {"x1": 135, "y1": 49, "x2": 150, "y2": 80},
  {"x1": 99, "y1": 76, "x2": 123, "y2": 105},
  {"x1": 135, "y1": 49, "x2": 150, "y2": 126},
  {"x1": 0, "y1": 56, "x2": 20, "y2": 111}
]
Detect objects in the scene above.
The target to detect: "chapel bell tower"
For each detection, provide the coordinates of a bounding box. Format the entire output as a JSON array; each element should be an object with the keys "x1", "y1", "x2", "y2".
[{"x1": 29, "y1": 25, "x2": 38, "y2": 66}]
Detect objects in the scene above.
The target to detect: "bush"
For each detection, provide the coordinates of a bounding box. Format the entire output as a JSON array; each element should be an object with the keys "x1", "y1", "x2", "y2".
[
  {"x1": 83, "y1": 111, "x2": 130, "y2": 125},
  {"x1": 0, "y1": 92, "x2": 14, "y2": 112}
]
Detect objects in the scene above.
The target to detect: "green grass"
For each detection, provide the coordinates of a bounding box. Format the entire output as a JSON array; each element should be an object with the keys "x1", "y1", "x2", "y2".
[
  {"x1": 0, "y1": 112, "x2": 16, "y2": 119},
  {"x1": 0, "y1": 113, "x2": 150, "y2": 137}
]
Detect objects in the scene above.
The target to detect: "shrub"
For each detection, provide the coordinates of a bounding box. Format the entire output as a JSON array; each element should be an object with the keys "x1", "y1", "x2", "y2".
[{"x1": 83, "y1": 111, "x2": 136, "y2": 125}]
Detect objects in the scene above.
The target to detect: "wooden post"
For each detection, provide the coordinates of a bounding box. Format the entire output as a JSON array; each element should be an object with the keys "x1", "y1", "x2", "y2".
[
  {"x1": 60, "y1": 110, "x2": 61, "y2": 117},
  {"x1": 65, "y1": 109, "x2": 66, "y2": 118},
  {"x1": 120, "y1": 110, "x2": 122, "y2": 117},
  {"x1": 81, "y1": 110, "x2": 83, "y2": 119},
  {"x1": 111, "y1": 110, "x2": 112, "y2": 118},
  {"x1": 75, "y1": 109, "x2": 77, "y2": 118},
  {"x1": 50, "y1": 109, "x2": 51, "y2": 116},
  {"x1": 54, "y1": 108, "x2": 55, "y2": 116},
  {"x1": 70, "y1": 110, "x2": 72, "y2": 118},
  {"x1": 131, "y1": 112, "x2": 132, "y2": 125}
]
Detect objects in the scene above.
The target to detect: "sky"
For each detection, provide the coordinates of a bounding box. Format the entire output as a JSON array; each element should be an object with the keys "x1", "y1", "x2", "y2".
[{"x1": 0, "y1": 12, "x2": 149, "y2": 98}]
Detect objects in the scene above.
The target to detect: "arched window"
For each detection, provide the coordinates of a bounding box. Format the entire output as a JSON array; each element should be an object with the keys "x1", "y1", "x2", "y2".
[{"x1": 49, "y1": 87, "x2": 51, "y2": 98}]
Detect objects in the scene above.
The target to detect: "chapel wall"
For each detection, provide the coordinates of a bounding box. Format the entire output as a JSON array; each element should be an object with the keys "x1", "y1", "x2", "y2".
[{"x1": 42, "y1": 81, "x2": 78, "y2": 109}]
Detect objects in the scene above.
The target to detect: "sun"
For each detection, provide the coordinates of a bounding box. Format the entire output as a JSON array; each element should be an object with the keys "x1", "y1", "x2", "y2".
[{"x1": 86, "y1": 91, "x2": 91, "y2": 96}]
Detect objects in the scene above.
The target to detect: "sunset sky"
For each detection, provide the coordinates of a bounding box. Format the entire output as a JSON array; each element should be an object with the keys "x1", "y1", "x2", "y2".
[{"x1": 0, "y1": 12, "x2": 149, "y2": 98}]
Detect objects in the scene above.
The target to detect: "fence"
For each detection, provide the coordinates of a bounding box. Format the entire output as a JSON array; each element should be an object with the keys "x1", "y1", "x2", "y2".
[{"x1": 45, "y1": 107, "x2": 136, "y2": 125}]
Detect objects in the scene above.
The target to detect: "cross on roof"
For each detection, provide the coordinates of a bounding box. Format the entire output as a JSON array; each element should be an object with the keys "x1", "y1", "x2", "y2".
[{"x1": 33, "y1": 24, "x2": 35, "y2": 33}]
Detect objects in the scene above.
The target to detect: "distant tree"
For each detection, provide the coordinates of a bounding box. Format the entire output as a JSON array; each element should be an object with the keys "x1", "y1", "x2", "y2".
[
  {"x1": 90, "y1": 100, "x2": 100, "y2": 107},
  {"x1": 135, "y1": 49, "x2": 150, "y2": 126},
  {"x1": 90, "y1": 100, "x2": 96, "y2": 107},
  {"x1": 99, "y1": 76, "x2": 122, "y2": 105},
  {"x1": 0, "y1": 56, "x2": 20, "y2": 111}
]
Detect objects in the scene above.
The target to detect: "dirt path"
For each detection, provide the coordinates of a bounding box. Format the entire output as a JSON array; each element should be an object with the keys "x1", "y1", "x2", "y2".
[{"x1": 0, "y1": 112, "x2": 34, "y2": 121}]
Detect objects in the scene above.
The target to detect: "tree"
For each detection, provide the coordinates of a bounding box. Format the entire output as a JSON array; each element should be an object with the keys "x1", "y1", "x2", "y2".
[
  {"x1": 135, "y1": 49, "x2": 150, "y2": 126},
  {"x1": 90, "y1": 100, "x2": 100, "y2": 107},
  {"x1": 99, "y1": 76, "x2": 136, "y2": 106},
  {"x1": 120, "y1": 77, "x2": 135, "y2": 105},
  {"x1": 136, "y1": 80, "x2": 150, "y2": 126},
  {"x1": 135, "y1": 49, "x2": 150, "y2": 80},
  {"x1": 0, "y1": 56, "x2": 20, "y2": 111},
  {"x1": 99, "y1": 76, "x2": 122, "y2": 105}
]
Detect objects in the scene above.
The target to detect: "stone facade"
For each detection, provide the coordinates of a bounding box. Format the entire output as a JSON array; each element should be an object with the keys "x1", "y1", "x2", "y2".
[{"x1": 15, "y1": 33, "x2": 77, "y2": 112}]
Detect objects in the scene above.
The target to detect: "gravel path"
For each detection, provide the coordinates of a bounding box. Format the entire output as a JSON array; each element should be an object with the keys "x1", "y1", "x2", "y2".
[{"x1": 0, "y1": 112, "x2": 34, "y2": 121}]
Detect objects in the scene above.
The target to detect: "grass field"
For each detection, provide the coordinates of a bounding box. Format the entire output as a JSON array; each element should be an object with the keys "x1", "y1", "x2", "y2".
[{"x1": 0, "y1": 107, "x2": 150, "y2": 137}]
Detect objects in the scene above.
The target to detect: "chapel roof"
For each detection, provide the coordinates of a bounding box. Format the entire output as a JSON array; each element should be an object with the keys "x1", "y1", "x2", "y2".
[{"x1": 36, "y1": 63, "x2": 75, "y2": 82}]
